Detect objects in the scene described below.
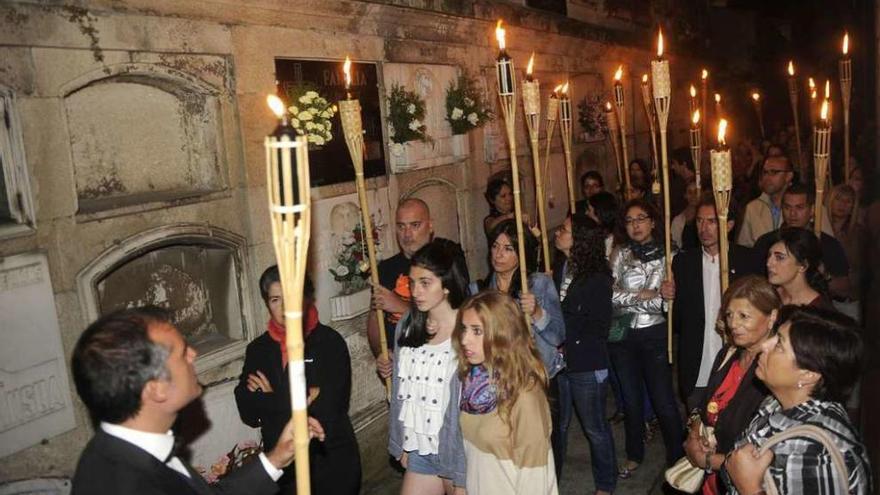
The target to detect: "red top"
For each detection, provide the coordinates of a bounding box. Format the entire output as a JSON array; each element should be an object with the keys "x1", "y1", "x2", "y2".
[{"x1": 703, "y1": 360, "x2": 746, "y2": 495}]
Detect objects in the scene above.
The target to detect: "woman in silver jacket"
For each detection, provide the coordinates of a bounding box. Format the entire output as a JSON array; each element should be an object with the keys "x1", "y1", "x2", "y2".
[{"x1": 608, "y1": 198, "x2": 684, "y2": 478}]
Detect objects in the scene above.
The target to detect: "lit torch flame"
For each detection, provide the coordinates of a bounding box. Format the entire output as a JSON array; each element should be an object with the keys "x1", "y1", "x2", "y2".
[
  {"x1": 692, "y1": 109, "x2": 700, "y2": 125},
  {"x1": 808, "y1": 77, "x2": 815, "y2": 90},
  {"x1": 718, "y1": 118, "x2": 728, "y2": 146},
  {"x1": 752, "y1": 92, "x2": 760, "y2": 101},
  {"x1": 561, "y1": 82, "x2": 569, "y2": 95},
  {"x1": 690, "y1": 85, "x2": 696, "y2": 98},
  {"x1": 553, "y1": 84, "x2": 563, "y2": 95},
  {"x1": 811, "y1": 89, "x2": 817, "y2": 100},
  {"x1": 825, "y1": 80, "x2": 831, "y2": 99},
  {"x1": 843, "y1": 32, "x2": 849, "y2": 56},
  {"x1": 605, "y1": 101, "x2": 612, "y2": 111},
  {"x1": 526, "y1": 53, "x2": 535, "y2": 75},
  {"x1": 267, "y1": 95, "x2": 285, "y2": 118},
  {"x1": 701, "y1": 69, "x2": 708, "y2": 80},
  {"x1": 657, "y1": 28, "x2": 664, "y2": 57},
  {"x1": 495, "y1": 20, "x2": 506, "y2": 50},
  {"x1": 788, "y1": 61, "x2": 795, "y2": 76},
  {"x1": 820, "y1": 99, "x2": 829, "y2": 121},
  {"x1": 642, "y1": 74, "x2": 649, "y2": 85},
  {"x1": 714, "y1": 93, "x2": 721, "y2": 103},
  {"x1": 614, "y1": 65, "x2": 623, "y2": 82},
  {"x1": 343, "y1": 56, "x2": 352, "y2": 89}
]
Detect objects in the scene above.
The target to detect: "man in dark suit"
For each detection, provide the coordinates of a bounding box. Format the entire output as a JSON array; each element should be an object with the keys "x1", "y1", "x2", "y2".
[
  {"x1": 661, "y1": 196, "x2": 759, "y2": 408},
  {"x1": 71, "y1": 306, "x2": 324, "y2": 495}
]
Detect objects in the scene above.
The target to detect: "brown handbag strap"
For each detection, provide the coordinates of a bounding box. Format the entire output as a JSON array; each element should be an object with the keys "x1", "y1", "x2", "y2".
[{"x1": 757, "y1": 424, "x2": 850, "y2": 495}]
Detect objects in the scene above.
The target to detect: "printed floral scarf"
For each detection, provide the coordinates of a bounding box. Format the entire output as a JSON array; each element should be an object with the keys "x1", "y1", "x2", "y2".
[{"x1": 460, "y1": 365, "x2": 497, "y2": 414}]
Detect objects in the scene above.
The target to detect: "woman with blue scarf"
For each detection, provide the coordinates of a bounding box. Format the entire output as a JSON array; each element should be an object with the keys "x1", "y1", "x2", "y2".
[{"x1": 454, "y1": 290, "x2": 558, "y2": 494}]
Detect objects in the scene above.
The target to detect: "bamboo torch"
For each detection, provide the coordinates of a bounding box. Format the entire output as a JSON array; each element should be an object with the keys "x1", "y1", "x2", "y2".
[
  {"x1": 690, "y1": 109, "x2": 702, "y2": 195},
  {"x1": 651, "y1": 28, "x2": 674, "y2": 363},
  {"x1": 339, "y1": 57, "x2": 391, "y2": 400},
  {"x1": 559, "y1": 82, "x2": 576, "y2": 214},
  {"x1": 494, "y1": 20, "x2": 531, "y2": 310},
  {"x1": 814, "y1": 100, "x2": 831, "y2": 237},
  {"x1": 808, "y1": 78, "x2": 817, "y2": 127},
  {"x1": 751, "y1": 92, "x2": 765, "y2": 139},
  {"x1": 522, "y1": 53, "x2": 551, "y2": 272},
  {"x1": 714, "y1": 93, "x2": 723, "y2": 119},
  {"x1": 542, "y1": 87, "x2": 561, "y2": 208},
  {"x1": 701, "y1": 69, "x2": 709, "y2": 140},
  {"x1": 613, "y1": 66, "x2": 631, "y2": 198},
  {"x1": 840, "y1": 32, "x2": 852, "y2": 182},
  {"x1": 642, "y1": 74, "x2": 659, "y2": 194},
  {"x1": 265, "y1": 95, "x2": 313, "y2": 495},
  {"x1": 605, "y1": 101, "x2": 624, "y2": 193},
  {"x1": 688, "y1": 84, "x2": 698, "y2": 115},
  {"x1": 787, "y1": 61, "x2": 805, "y2": 178},
  {"x1": 710, "y1": 119, "x2": 733, "y2": 293}
]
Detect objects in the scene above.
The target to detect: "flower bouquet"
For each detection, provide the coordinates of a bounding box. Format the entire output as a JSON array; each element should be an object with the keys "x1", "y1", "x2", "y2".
[
  {"x1": 387, "y1": 83, "x2": 431, "y2": 156},
  {"x1": 445, "y1": 73, "x2": 493, "y2": 135},
  {"x1": 577, "y1": 95, "x2": 608, "y2": 141},
  {"x1": 284, "y1": 86, "x2": 337, "y2": 147},
  {"x1": 330, "y1": 219, "x2": 383, "y2": 295}
]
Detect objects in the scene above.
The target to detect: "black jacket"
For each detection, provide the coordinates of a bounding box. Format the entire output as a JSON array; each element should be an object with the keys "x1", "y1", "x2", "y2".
[
  {"x1": 72, "y1": 430, "x2": 276, "y2": 495},
  {"x1": 554, "y1": 258, "x2": 613, "y2": 372},
  {"x1": 672, "y1": 244, "x2": 759, "y2": 400}
]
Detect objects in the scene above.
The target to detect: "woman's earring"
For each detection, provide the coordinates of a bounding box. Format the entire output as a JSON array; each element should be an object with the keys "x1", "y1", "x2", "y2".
[{"x1": 797, "y1": 381, "x2": 803, "y2": 389}]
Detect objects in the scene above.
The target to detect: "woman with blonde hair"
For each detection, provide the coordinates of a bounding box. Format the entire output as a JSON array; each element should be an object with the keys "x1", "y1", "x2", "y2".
[
  {"x1": 454, "y1": 290, "x2": 558, "y2": 495},
  {"x1": 826, "y1": 184, "x2": 865, "y2": 320}
]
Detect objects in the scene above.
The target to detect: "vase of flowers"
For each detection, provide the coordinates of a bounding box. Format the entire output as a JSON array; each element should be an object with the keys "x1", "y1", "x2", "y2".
[
  {"x1": 445, "y1": 73, "x2": 493, "y2": 135},
  {"x1": 284, "y1": 86, "x2": 337, "y2": 149},
  {"x1": 387, "y1": 83, "x2": 431, "y2": 145},
  {"x1": 577, "y1": 95, "x2": 608, "y2": 142},
  {"x1": 329, "y1": 220, "x2": 382, "y2": 295}
]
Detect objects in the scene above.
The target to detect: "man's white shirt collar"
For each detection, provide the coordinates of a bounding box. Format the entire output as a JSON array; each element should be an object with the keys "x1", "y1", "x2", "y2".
[{"x1": 101, "y1": 422, "x2": 175, "y2": 464}]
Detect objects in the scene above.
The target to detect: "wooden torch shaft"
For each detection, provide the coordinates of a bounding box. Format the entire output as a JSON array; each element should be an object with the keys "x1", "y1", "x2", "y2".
[
  {"x1": 528, "y1": 122, "x2": 552, "y2": 272},
  {"x1": 561, "y1": 124, "x2": 576, "y2": 215},
  {"x1": 659, "y1": 130, "x2": 674, "y2": 364}
]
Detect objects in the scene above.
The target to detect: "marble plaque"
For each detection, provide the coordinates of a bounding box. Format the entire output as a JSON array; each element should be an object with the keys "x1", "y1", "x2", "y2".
[{"x1": 0, "y1": 253, "x2": 75, "y2": 458}]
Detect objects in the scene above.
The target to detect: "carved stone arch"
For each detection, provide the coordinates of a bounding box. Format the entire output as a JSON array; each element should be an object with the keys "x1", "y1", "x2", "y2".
[
  {"x1": 75, "y1": 223, "x2": 256, "y2": 372},
  {"x1": 60, "y1": 63, "x2": 228, "y2": 215}
]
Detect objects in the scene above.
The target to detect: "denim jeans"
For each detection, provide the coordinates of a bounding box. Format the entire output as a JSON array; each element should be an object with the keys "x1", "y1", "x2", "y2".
[
  {"x1": 608, "y1": 323, "x2": 684, "y2": 466},
  {"x1": 550, "y1": 372, "x2": 572, "y2": 478}
]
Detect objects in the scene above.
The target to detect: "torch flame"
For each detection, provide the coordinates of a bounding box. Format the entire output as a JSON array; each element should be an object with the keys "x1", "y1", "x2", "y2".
[
  {"x1": 692, "y1": 109, "x2": 700, "y2": 125},
  {"x1": 752, "y1": 92, "x2": 760, "y2": 101},
  {"x1": 561, "y1": 82, "x2": 569, "y2": 95},
  {"x1": 495, "y1": 20, "x2": 506, "y2": 50},
  {"x1": 824, "y1": 80, "x2": 830, "y2": 99},
  {"x1": 553, "y1": 84, "x2": 563, "y2": 94},
  {"x1": 267, "y1": 95, "x2": 285, "y2": 118},
  {"x1": 701, "y1": 69, "x2": 708, "y2": 80},
  {"x1": 526, "y1": 53, "x2": 535, "y2": 75},
  {"x1": 714, "y1": 93, "x2": 721, "y2": 103},
  {"x1": 614, "y1": 65, "x2": 623, "y2": 81},
  {"x1": 657, "y1": 28, "x2": 664, "y2": 57},
  {"x1": 808, "y1": 77, "x2": 815, "y2": 90},
  {"x1": 811, "y1": 89, "x2": 817, "y2": 100},
  {"x1": 642, "y1": 74, "x2": 649, "y2": 84},
  {"x1": 843, "y1": 32, "x2": 849, "y2": 55},
  {"x1": 820, "y1": 99, "x2": 829, "y2": 121},
  {"x1": 605, "y1": 101, "x2": 612, "y2": 111},
  {"x1": 343, "y1": 56, "x2": 352, "y2": 89},
  {"x1": 718, "y1": 118, "x2": 728, "y2": 146},
  {"x1": 690, "y1": 85, "x2": 696, "y2": 97},
  {"x1": 788, "y1": 60, "x2": 795, "y2": 76}
]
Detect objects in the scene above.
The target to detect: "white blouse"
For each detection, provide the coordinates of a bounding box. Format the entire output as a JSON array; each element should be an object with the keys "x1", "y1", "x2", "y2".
[{"x1": 397, "y1": 338, "x2": 458, "y2": 455}]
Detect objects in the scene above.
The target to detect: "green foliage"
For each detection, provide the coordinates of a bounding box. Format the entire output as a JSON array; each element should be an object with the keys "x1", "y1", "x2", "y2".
[
  {"x1": 387, "y1": 83, "x2": 430, "y2": 144},
  {"x1": 445, "y1": 73, "x2": 493, "y2": 135}
]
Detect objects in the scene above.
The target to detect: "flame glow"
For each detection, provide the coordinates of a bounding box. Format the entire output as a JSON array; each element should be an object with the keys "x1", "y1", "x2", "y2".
[
  {"x1": 495, "y1": 20, "x2": 506, "y2": 50},
  {"x1": 614, "y1": 65, "x2": 623, "y2": 81},
  {"x1": 657, "y1": 28, "x2": 664, "y2": 57},
  {"x1": 561, "y1": 82, "x2": 569, "y2": 95},
  {"x1": 820, "y1": 99, "x2": 829, "y2": 121},
  {"x1": 718, "y1": 118, "x2": 728, "y2": 145},
  {"x1": 343, "y1": 56, "x2": 352, "y2": 89},
  {"x1": 642, "y1": 74, "x2": 649, "y2": 84},
  {"x1": 808, "y1": 77, "x2": 815, "y2": 90},
  {"x1": 843, "y1": 32, "x2": 849, "y2": 55},
  {"x1": 714, "y1": 93, "x2": 721, "y2": 103},
  {"x1": 701, "y1": 69, "x2": 708, "y2": 80},
  {"x1": 605, "y1": 101, "x2": 612, "y2": 111},
  {"x1": 752, "y1": 92, "x2": 760, "y2": 101},
  {"x1": 526, "y1": 53, "x2": 535, "y2": 75},
  {"x1": 788, "y1": 61, "x2": 795, "y2": 76},
  {"x1": 553, "y1": 84, "x2": 563, "y2": 94},
  {"x1": 690, "y1": 85, "x2": 696, "y2": 98},
  {"x1": 692, "y1": 109, "x2": 700, "y2": 125},
  {"x1": 825, "y1": 80, "x2": 831, "y2": 99},
  {"x1": 811, "y1": 89, "x2": 817, "y2": 100},
  {"x1": 267, "y1": 95, "x2": 285, "y2": 118}
]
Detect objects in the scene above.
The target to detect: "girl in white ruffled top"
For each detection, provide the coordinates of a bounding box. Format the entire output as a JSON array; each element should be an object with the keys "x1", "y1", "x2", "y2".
[{"x1": 388, "y1": 240, "x2": 470, "y2": 495}]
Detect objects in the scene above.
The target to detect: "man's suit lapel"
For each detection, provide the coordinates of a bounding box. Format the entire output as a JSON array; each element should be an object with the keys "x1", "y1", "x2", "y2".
[
  {"x1": 692, "y1": 251, "x2": 705, "y2": 323},
  {"x1": 93, "y1": 430, "x2": 200, "y2": 495}
]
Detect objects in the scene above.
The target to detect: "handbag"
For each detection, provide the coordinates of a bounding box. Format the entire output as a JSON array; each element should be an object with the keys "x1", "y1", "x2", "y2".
[
  {"x1": 608, "y1": 313, "x2": 633, "y2": 343},
  {"x1": 759, "y1": 424, "x2": 850, "y2": 495},
  {"x1": 664, "y1": 423, "x2": 715, "y2": 493}
]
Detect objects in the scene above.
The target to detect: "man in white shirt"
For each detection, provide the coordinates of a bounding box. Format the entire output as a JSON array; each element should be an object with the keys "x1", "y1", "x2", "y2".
[
  {"x1": 662, "y1": 197, "x2": 760, "y2": 407},
  {"x1": 71, "y1": 306, "x2": 324, "y2": 495}
]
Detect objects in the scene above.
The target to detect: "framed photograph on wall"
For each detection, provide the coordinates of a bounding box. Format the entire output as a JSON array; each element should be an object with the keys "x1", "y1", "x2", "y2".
[{"x1": 274, "y1": 58, "x2": 386, "y2": 186}]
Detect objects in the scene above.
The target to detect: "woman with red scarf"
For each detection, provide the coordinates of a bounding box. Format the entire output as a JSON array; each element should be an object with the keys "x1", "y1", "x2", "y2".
[{"x1": 235, "y1": 266, "x2": 361, "y2": 494}]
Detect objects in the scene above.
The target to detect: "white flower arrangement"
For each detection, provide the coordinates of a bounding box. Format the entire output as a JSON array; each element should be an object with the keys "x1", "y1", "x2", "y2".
[
  {"x1": 387, "y1": 83, "x2": 431, "y2": 144},
  {"x1": 445, "y1": 72, "x2": 493, "y2": 135},
  {"x1": 284, "y1": 88, "x2": 336, "y2": 146}
]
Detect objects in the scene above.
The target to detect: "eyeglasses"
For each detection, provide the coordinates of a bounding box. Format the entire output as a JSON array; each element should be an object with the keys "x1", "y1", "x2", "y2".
[
  {"x1": 762, "y1": 168, "x2": 791, "y2": 176},
  {"x1": 625, "y1": 215, "x2": 651, "y2": 226}
]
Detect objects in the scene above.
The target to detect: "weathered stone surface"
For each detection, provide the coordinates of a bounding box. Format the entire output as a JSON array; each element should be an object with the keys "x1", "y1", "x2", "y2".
[{"x1": 0, "y1": 47, "x2": 35, "y2": 95}]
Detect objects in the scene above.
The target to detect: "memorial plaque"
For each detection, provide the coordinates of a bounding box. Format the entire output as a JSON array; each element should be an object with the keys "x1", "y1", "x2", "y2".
[{"x1": 0, "y1": 253, "x2": 75, "y2": 458}]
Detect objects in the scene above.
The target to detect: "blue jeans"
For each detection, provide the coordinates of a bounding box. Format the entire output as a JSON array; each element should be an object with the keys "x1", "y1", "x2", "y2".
[
  {"x1": 551, "y1": 372, "x2": 572, "y2": 478},
  {"x1": 608, "y1": 323, "x2": 684, "y2": 466}
]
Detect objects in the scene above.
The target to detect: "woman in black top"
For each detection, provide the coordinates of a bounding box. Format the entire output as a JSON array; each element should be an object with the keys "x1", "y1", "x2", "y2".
[
  {"x1": 552, "y1": 213, "x2": 617, "y2": 495},
  {"x1": 235, "y1": 266, "x2": 361, "y2": 494}
]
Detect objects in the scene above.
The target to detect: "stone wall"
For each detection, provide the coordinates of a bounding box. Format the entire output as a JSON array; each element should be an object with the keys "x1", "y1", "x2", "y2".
[{"x1": 0, "y1": 0, "x2": 703, "y2": 485}]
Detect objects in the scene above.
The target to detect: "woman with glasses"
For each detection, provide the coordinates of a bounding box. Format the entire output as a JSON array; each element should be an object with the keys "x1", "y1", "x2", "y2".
[{"x1": 608, "y1": 199, "x2": 684, "y2": 478}]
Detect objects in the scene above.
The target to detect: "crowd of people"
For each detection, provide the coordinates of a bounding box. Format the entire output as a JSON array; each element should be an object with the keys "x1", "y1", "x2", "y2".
[{"x1": 67, "y1": 131, "x2": 875, "y2": 495}]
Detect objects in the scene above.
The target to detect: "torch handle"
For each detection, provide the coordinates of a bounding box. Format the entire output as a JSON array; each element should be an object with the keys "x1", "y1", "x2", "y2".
[
  {"x1": 660, "y1": 128, "x2": 674, "y2": 364},
  {"x1": 561, "y1": 120, "x2": 576, "y2": 215},
  {"x1": 526, "y1": 115, "x2": 552, "y2": 272}
]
